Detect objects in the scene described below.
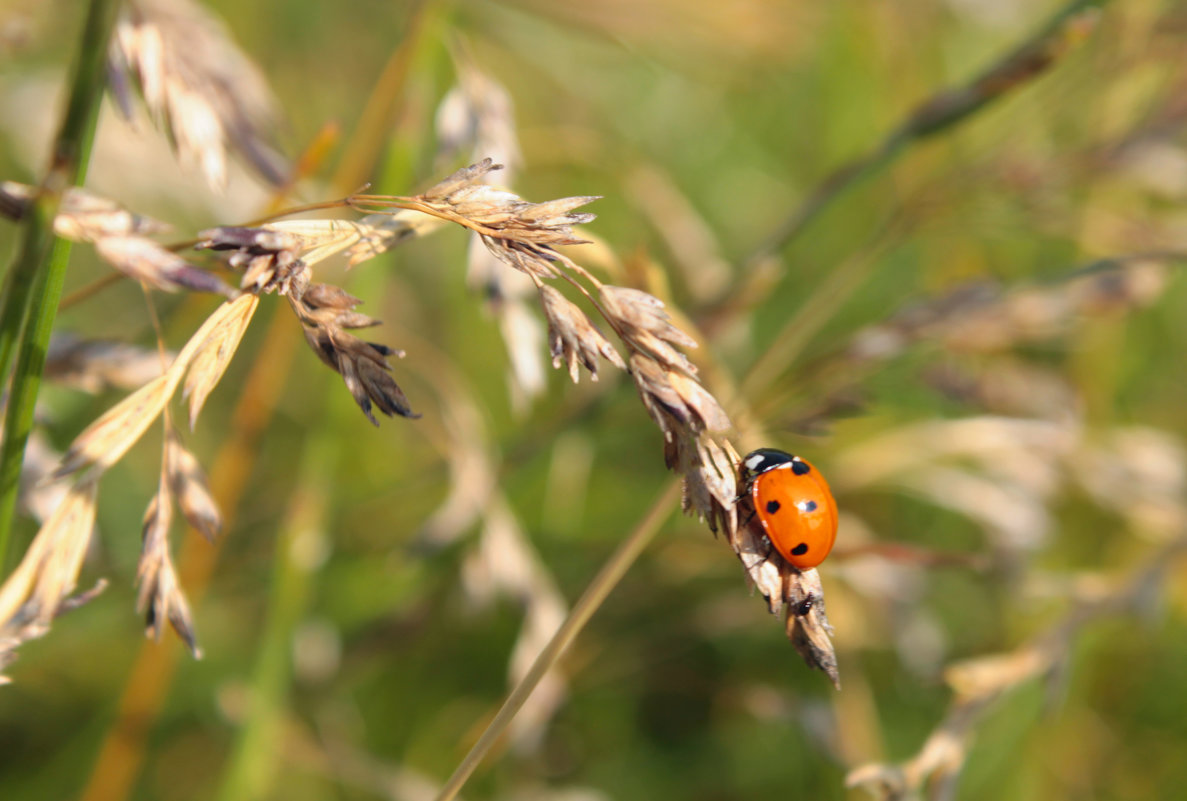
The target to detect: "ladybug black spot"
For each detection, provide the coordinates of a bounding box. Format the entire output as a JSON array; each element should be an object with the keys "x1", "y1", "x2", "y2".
[
  {"x1": 798, "y1": 499, "x2": 817, "y2": 513},
  {"x1": 765, "y1": 500, "x2": 781, "y2": 514},
  {"x1": 791, "y1": 542, "x2": 809, "y2": 556},
  {"x1": 791, "y1": 460, "x2": 810, "y2": 476}
]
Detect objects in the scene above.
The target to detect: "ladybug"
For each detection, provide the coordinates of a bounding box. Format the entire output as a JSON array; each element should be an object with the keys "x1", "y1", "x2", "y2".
[{"x1": 738, "y1": 448, "x2": 838, "y2": 570}]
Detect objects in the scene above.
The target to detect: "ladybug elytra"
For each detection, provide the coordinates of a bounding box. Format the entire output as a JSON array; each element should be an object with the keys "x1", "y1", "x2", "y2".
[{"x1": 738, "y1": 448, "x2": 838, "y2": 570}]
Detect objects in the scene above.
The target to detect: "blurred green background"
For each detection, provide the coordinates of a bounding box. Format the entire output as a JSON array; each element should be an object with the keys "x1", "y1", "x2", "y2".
[{"x1": 2, "y1": 1, "x2": 1187, "y2": 799}]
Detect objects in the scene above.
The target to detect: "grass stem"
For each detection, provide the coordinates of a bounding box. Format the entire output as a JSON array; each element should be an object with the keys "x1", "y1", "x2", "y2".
[
  {"x1": 0, "y1": 0, "x2": 120, "y2": 565},
  {"x1": 433, "y1": 479, "x2": 680, "y2": 801}
]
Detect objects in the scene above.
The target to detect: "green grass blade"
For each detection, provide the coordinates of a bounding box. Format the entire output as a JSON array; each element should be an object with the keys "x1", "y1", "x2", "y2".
[{"x1": 0, "y1": 0, "x2": 121, "y2": 565}]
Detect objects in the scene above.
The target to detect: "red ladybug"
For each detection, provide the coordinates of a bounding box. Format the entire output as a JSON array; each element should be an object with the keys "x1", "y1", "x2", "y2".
[{"x1": 738, "y1": 448, "x2": 838, "y2": 570}]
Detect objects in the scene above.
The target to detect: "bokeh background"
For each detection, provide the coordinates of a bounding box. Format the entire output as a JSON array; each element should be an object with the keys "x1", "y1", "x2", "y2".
[{"x1": 2, "y1": 1, "x2": 1187, "y2": 799}]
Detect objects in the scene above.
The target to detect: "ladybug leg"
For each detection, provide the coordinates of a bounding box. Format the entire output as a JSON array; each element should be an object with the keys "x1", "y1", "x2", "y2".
[
  {"x1": 781, "y1": 570, "x2": 815, "y2": 617},
  {"x1": 731, "y1": 476, "x2": 755, "y2": 506},
  {"x1": 794, "y1": 594, "x2": 815, "y2": 617}
]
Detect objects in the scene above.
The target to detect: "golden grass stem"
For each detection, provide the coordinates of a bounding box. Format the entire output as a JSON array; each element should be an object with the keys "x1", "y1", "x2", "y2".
[{"x1": 433, "y1": 479, "x2": 681, "y2": 801}]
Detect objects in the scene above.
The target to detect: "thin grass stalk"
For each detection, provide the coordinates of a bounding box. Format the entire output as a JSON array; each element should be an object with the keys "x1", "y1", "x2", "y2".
[
  {"x1": 711, "y1": 0, "x2": 1111, "y2": 324},
  {"x1": 330, "y1": 0, "x2": 431, "y2": 195},
  {"x1": 740, "y1": 225, "x2": 898, "y2": 399},
  {"x1": 0, "y1": 0, "x2": 121, "y2": 564},
  {"x1": 0, "y1": 208, "x2": 46, "y2": 389},
  {"x1": 433, "y1": 480, "x2": 680, "y2": 801},
  {"x1": 0, "y1": 201, "x2": 52, "y2": 418},
  {"x1": 216, "y1": 437, "x2": 330, "y2": 801}
]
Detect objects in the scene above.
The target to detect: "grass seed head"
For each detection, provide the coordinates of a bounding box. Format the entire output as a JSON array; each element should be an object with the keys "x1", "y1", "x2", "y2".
[
  {"x1": 601, "y1": 285, "x2": 698, "y2": 376},
  {"x1": 95, "y1": 235, "x2": 233, "y2": 296},
  {"x1": 110, "y1": 0, "x2": 287, "y2": 189},
  {"x1": 0, "y1": 478, "x2": 101, "y2": 679},
  {"x1": 0, "y1": 182, "x2": 169, "y2": 241},
  {"x1": 166, "y1": 431, "x2": 221, "y2": 541},
  {"x1": 537, "y1": 284, "x2": 624, "y2": 382},
  {"x1": 288, "y1": 286, "x2": 417, "y2": 424},
  {"x1": 196, "y1": 225, "x2": 306, "y2": 294},
  {"x1": 136, "y1": 479, "x2": 200, "y2": 656}
]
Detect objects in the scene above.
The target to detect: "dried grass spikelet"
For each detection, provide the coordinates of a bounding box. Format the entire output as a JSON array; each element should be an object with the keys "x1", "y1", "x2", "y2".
[
  {"x1": 352, "y1": 159, "x2": 600, "y2": 282},
  {"x1": 197, "y1": 221, "x2": 424, "y2": 424},
  {"x1": 94, "y1": 235, "x2": 234, "y2": 296},
  {"x1": 537, "y1": 284, "x2": 624, "y2": 382},
  {"x1": 0, "y1": 477, "x2": 102, "y2": 680},
  {"x1": 197, "y1": 216, "x2": 449, "y2": 289},
  {"x1": 54, "y1": 293, "x2": 259, "y2": 478},
  {"x1": 137, "y1": 459, "x2": 200, "y2": 656},
  {"x1": 166, "y1": 429, "x2": 221, "y2": 541},
  {"x1": 606, "y1": 289, "x2": 738, "y2": 557},
  {"x1": 18, "y1": 355, "x2": 227, "y2": 660},
  {"x1": 195, "y1": 225, "x2": 306, "y2": 294},
  {"x1": 620, "y1": 317, "x2": 838, "y2": 673},
  {"x1": 288, "y1": 283, "x2": 417, "y2": 424},
  {"x1": 109, "y1": 0, "x2": 287, "y2": 189},
  {"x1": 15, "y1": 389, "x2": 224, "y2": 661},
  {"x1": 601, "y1": 285, "x2": 699, "y2": 376},
  {"x1": 683, "y1": 436, "x2": 739, "y2": 535},
  {"x1": 628, "y1": 355, "x2": 730, "y2": 447},
  {"x1": 0, "y1": 181, "x2": 167, "y2": 240},
  {"x1": 0, "y1": 181, "x2": 233, "y2": 296},
  {"x1": 348, "y1": 160, "x2": 598, "y2": 281},
  {"x1": 434, "y1": 52, "x2": 549, "y2": 406},
  {"x1": 341, "y1": 158, "x2": 609, "y2": 414},
  {"x1": 608, "y1": 285, "x2": 840, "y2": 677}
]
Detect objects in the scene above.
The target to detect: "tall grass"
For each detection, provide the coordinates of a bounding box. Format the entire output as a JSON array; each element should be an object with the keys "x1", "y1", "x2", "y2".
[{"x1": 1, "y1": 1, "x2": 1186, "y2": 800}]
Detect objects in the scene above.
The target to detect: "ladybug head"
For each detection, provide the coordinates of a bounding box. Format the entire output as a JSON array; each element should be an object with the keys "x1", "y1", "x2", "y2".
[{"x1": 739, "y1": 448, "x2": 797, "y2": 482}]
